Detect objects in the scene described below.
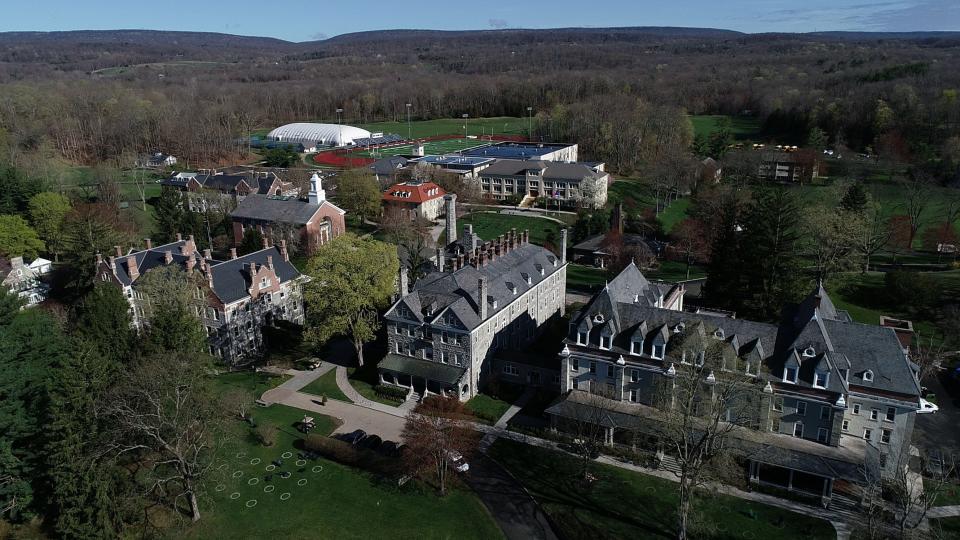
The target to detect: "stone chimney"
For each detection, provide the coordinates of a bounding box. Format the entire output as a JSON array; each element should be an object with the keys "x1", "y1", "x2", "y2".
[
  {"x1": 267, "y1": 255, "x2": 275, "y2": 271},
  {"x1": 186, "y1": 256, "x2": 196, "y2": 273},
  {"x1": 145, "y1": 238, "x2": 153, "y2": 250},
  {"x1": 479, "y1": 249, "x2": 487, "y2": 267},
  {"x1": 280, "y1": 240, "x2": 289, "y2": 262},
  {"x1": 523, "y1": 229, "x2": 529, "y2": 244},
  {"x1": 261, "y1": 236, "x2": 269, "y2": 250},
  {"x1": 436, "y1": 247, "x2": 445, "y2": 273},
  {"x1": 107, "y1": 256, "x2": 116, "y2": 271},
  {"x1": 444, "y1": 194, "x2": 457, "y2": 243},
  {"x1": 164, "y1": 251, "x2": 173, "y2": 264},
  {"x1": 230, "y1": 248, "x2": 238, "y2": 260},
  {"x1": 399, "y1": 266, "x2": 409, "y2": 298},
  {"x1": 478, "y1": 277, "x2": 488, "y2": 320},
  {"x1": 114, "y1": 245, "x2": 122, "y2": 257},
  {"x1": 560, "y1": 228, "x2": 568, "y2": 264},
  {"x1": 126, "y1": 257, "x2": 139, "y2": 280},
  {"x1": 203, "y1": 248, "x2": 212, "y2": 260},
  {"x1": 96, "y1": 252, "x2": 103, "y2": 265},
  {"x1": 176, "y1": 233, "x2": 183, "y2": 242}
]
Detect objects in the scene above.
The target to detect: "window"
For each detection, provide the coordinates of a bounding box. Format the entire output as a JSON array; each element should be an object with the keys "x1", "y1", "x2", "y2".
[
  {"x1": 502, "y1": 364, "x2": 520, "y2": 376},
  {"x1": 870, "y1": 409, "x2": 879, "y2": 421},
  {"x1": 395, "y1": 342, "x2": 401, "y2": 353},
  {"x1": 881, "y1": 429, "x2": 892, "y2": 444},
  {"x1": 796, "y1": 401, "x2": 806, "y2": 416},
  {"x1": 773, "y1": 397, "x2": 784, "y2": 412},
  {"x1": 438, "y1": 351, "x2": 447, "y2": 364},
  {"x1": 771, "y1": 418, "x2": 781, "y2": 433},
  {"x1": 885, "y1": 407, "x2": 896, "y2": 422},
  {"x1": 820, "y1": 406, "x2": 831, "y2": 420},
  {"x1": 573, "y1": 379, "x2": 580, "y2": 390},
  {"x1": 842, "y1": 419, "x2": 849, "y2": 432},
  {"x1": 440, "y1": 332, "x2": 448, "y2": 344},
  {"x1": 577, "y1": 331, "x2": 587, "y2": 345},
  {"x1": 589, "y1": 361, "x2": 597, "y2": 374},
  {"x1": 783, "y1": 366, "x2": 798, "y2": 384},
  {"x1": 631, "y1": 369, "x2": 640, "y2": 383},
  {"x1": 879, "y1": 454, "x2": 888, "y2": 469},
  {"x1": 794, "y1": 423, "x2": 804, "y2": 438},
  {"x1": 600, "y1": 335, "x2": 611, "y2": 350},
  {"x1": 652, "y1": 344, "x2": 665, "y2": 359},
  {"x1": 607, "y1": 364, "x2": 616, "y2": 379},
  {"x1": 629, "y1": 389, "x2": 638, "y2": 403},
  {"x1": 817, "y1": 428, "x2": 829, "y2": 443},
  {"x1": 571, "y1": 359, "x2": 579, "y2": 371},
  {"x1": 630, "y1": 340, "x2": 643, "y2": 355},
  {"x1": 863, "y1": 370, "x2": 874, "y2": 382},
  {"x1": 853, "y1": 403, "x2": 861, "y2": 415},
  {"x1": 814, "y1": 372, "x2": 829, "y2": 388},
  {"x1": 863, "y1": 429, "x2": 873, "y2": 441}
]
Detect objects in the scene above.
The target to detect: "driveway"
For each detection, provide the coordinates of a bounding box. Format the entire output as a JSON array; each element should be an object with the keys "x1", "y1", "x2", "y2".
[
  {"x1": 262, "y1": 387, "x2": 407, "y2": 441},
  {"x1": 464, "y1": 454, "x2": 559, "y2": 540},
  {"x1": 913, "y1": 370, "x2": 960, "y2": 455}
]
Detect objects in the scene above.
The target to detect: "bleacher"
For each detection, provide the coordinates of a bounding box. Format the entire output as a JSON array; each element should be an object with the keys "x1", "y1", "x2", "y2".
[{"x1": 352, "y1": 134, "x2": 405, "y2": 148}]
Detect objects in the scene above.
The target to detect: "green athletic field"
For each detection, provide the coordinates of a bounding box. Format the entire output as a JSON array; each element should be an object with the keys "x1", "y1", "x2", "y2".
[
  {"x1": 353, "y1": 137, "x2": 489, "y2": 158},
  {"x1": 359, "y1": 116, "x2": 528, "y2": 139}
]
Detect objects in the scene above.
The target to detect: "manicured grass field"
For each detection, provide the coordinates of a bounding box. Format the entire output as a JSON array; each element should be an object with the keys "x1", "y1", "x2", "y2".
[
  {"x1": 183, "y1": 401, "x2": 501, "y2": 540},
  {"x1": 210, "y1": 370, "x2": 291, "y2": 398},
  {"x1": 359, "y1": 116, "x2": 527, "y2": 140},
  {"x1": 458, "y1": 212, "x2": 563, "y2": 247},
  {"x1": 566, "y1": 263, "x2": 608, "y2": 290},
  {"x1": 353, "y1": 137, "x2": 488, "y2": 158},
  {"x1": 657, "y1": 198, "x2": 691, "y2": 234},
  {"x1": 346, "y1": 366, "x2": 402, "y2": 407},
  {"x1": 301, "y1": 369, "x2": 351, "y2": 403},
  {"x1": 689, "y1": 115, "x2": 762, "y2": 140},
  {"x1": 465, "y1": 394, "x2": 514, "y2": 425},
  {"x1": 489, "y1": 439, "x2": 834, "y2": 540}
]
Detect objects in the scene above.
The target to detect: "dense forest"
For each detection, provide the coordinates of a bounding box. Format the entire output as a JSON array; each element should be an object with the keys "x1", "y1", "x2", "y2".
[{"x1": 1, "y1": 28, "x2": 959, "y2": 180}]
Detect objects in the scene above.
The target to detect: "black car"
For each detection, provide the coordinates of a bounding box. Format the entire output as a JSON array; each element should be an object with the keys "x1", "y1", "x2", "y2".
[
  {"x1": 361, "y1": 434, "x2": 383, "y2": 450},
  {"x1": 339, "y1": 429, "x2": 367, "y2": 445},
  {"x1": 379, "y1": 440, "x2": 405, "y2": 457}
]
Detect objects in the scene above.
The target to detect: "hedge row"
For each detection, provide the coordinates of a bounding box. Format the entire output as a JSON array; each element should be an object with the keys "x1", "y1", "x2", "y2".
[
  {"x1": 303, "y1": 435, "x2": 396, "y2": 477},
  {"x1": 374, "y1": 384, "x2": 407, "y2": 402}
]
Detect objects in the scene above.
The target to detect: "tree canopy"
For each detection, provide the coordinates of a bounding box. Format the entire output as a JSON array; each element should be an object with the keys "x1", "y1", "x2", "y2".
[{"x1": 0, "y1": 215, "x2": 45, "y2": 259}]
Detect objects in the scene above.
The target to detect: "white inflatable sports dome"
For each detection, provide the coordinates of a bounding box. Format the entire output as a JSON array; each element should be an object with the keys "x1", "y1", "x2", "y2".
[{"x1": 267, "y1": 122, "x2": 372, "y2": 148}]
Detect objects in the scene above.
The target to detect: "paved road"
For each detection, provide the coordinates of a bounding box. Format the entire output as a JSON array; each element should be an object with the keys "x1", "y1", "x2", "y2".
[
  {"x1": 465, "y1": 454, "x2": 559, "y2": 540},
  {"x1": 913, "y1": 370, "x2": 960, "y2": 455},
  {"x1": 264, "y1": 388, "x2": 407, "y2": 441}
]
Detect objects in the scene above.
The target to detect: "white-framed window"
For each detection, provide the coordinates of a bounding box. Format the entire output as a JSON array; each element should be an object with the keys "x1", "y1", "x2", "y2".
[
  {"x1": 814, "y1": 372, "x2": 829, "y2": 388},
  {"x1": 817, "y1": 428, "x2": 829, "y2": 443},
  {"x1": 885, "y1": 407, "x2": 896, "y2": 422},
  {"x1": 794, "y1": 422, "x2": 804, "y2": 438},
  {"x1": 842, "y1": 419, "x2": 849, "y2": 431},
  {"x1": 502, "y1": 364, "x2": 519, "y2": 376},
  {"x1": 881, "y1": 428, "x2": 892, "y2": 444},
  {"x1": 771, "y1": 417, "x2": 781, "y2": 433},
  {"x1": 796, "y1": 401, "x2": 806, "y2": 416},
  {"x1": 631, "y1": 369, "x2": 640, "y2": 383},
  {"x1": 454, "y1": 354, "x2": 462, "y2": 366},
  {"x1": 629, "y1": 389, "x2": 638, "y2": 403},
  {"x1": 630, "y1": 340, "x2": 643, "y2": 355},
  {"x1": 863, "y1": 370, "x2": 874, "y2": 382},
  {"x1": 577, "y1": 331, "x2": 587, "y2": 345},
  {"x1": 773, "y1": 397, "x2": 783, "y2": 412},
  {"x1": 783, "y1": 366, "x2": 798, "y2": 384},
  {"x1": 870, "y1": 409, "x2": 879, "y2": 421},
  {"x1": 571, "y1": 358, "x2": 579, "y2": 371},
  {"x1": 852, "y1": 403, "x2": 861, "y2": 415},
  {"x1": 589, "y1": 361, "x2": 597, "y2": 374},
  {"x1": 863, "y1": 428, "x2": 873, "y2": 441},
  {"x1": 606, "y1": 364, "x2": 616, "y2": 378},
  {"x1": 599, "y1": 335, "x2": 611, "y2": 350},
  {"x1": 820, "y1": 406, "x2": 830, "y2": 420},
  {"x1": 573, "y1": 379, "x2": 580, "y2": 390},
  {"x1": 652, "y1": 344, "x2": 665, "y2": 360}
]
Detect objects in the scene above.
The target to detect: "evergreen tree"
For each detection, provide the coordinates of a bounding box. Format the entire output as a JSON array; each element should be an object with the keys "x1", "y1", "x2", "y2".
[
  {"x1": 73, "y1": 283, "x2": 135, "y2": 364},
  {"x1": 701, "y1": 205, "x2": 744, "y2": 312},
  {"x1": 839, "y1": 181, "x2": 870, "y2": 214},
  {"x1": 153, "y1": 187, "x2": 185, "y2": 243},
  {"x1": 47, "y1": 343, "x2": 121, "y2": 539},
  {"x1": 740, "y1": 187, "x2": 806, "y2": 320},
  {"x1": 135, "y1": 266, "x2": 208, "y2": 356},
  {"x1": 0, "y1": 285, "x2": 24, "y2": 326},
  {"x1": 238, "y1": 228, "x2": 264, "y2": 255}
]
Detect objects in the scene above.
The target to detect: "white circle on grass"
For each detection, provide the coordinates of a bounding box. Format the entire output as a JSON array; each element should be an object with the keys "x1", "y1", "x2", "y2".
[
  {"x1": 297, "y1": 479, "x2": 307, "y2": 486},
  {"x1": 215, "y1": 484, "x2": 226, "y2": 492},
  {"x1": 230, "y1": 492, "x2": 241, "y2": 500},
  {"x1": 265, "y1": 465, "x2": 276, "y2": 472},
  {"x1": 248, "y1": 478, "x2": 260, "y2": 485},
  {"x1": 236, "y1": 452, "x2": 246, "y2": 459},
  {"x1": 264, "y1": 485, "x2": 275, "y2": 493},
  {"x1": 280, "y1": 492, "x2": 291, "y2": 501},
  {"x1": 232, "y1": 471, "x2": 243, "y2": 478},
  {"x1": 296, "y1": 459, "x2": 307, "y2": 466},
  {"x1": 250, "y1": 458, "x2": 261, "y2": 465},
  {"x1": 217, "y1": 463, "x2": 229, "y2": 471},
  {"x1": 245, "y1": 499, "x2": 257, "y2": 508},
  {"x1": 281, "y1": 452, "x2": 293, "y2": 459},
  {"x1": 311, "y1": 465, "x2": 323, "y2": 473}
]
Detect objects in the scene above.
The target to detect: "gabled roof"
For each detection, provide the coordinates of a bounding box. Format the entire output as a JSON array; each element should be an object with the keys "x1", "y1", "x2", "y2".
[
  {"x1": 230, "y1": 194, "x2": 344, "y2": 224},
  {"x1": 208, "y1": 247, "x2": 301, "y2": 304},
  {"x1": 112, "y1": 240, "x2": 202, "y2": 287},
  {"x1": 382, "y1": 181, "x2": 446, "y2": 204}
]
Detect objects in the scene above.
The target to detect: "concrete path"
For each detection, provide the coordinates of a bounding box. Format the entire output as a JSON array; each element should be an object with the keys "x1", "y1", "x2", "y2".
[
  {"x1": 927, "y1": 505, "x2": 960, "y2": 518},
  {"x1": 333, "y1": 366, "x2": 409, "y2": 417},
  {"x1": 495, "y1": 388, "x2": 535, "y2": 429},
  {"x1": 274, "y1": 364, "x2": 334, "y2": 391},
  {"x1": 464, "y1": 454, "x2": 559, "y2": 540},
  {"x1": 263, "y1": 387, "x2": 407, "y2": 441}
]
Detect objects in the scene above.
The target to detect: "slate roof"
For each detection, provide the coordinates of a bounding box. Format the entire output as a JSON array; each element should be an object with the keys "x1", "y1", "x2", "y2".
[
  {"x1": 369, "y1": 156, "x2": 411, "y2": 176},
  {"x1": 386, "y1": 241, "x2": 564, "y2": 331},
  {"x1": 161, "y1": 172, "x2": 287, "y2": 196},
  {"x1": 230, "y1": 194, "x2": 344, "y2": 224},
  {"x1": 379, "y1": 354, "x2": 466, "y2": 385},
  {"x1": 480, "y1": 159, "x2": 605, "y2": 182},
  {"x1": 570, "y1": 265, "x2": 921, "y2": 403},
  {"x1": 112, "y1": 240, "x2": 202, "y2": 287}
]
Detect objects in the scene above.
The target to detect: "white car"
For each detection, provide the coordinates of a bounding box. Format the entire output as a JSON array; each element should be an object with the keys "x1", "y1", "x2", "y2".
[
  {"x1": 446, "y1": 450, "x2": 469, "y2": 473},
  {"x1": 918, "y1": 397, "x2": 939, "y2": 414}
]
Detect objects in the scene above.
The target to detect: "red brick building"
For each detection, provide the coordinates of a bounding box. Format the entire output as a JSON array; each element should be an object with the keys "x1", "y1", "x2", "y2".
[{"x1": 381, "y1": 180, "x2": 447, "y2": 221}]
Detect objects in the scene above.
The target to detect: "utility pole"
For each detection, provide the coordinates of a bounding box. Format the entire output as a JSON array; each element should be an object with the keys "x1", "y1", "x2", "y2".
[
  {"x1": 527, "y1": 106, "x2": 533, "y2": 140},
  {"x1": 406, "y1": 103, "x2": 412, "y2": 141},
  {"x1": 336, "y1": 108, "x2": 344, "y2": 147},
  {"x1": 462, "y1": 113, "x2": 469, "y2": 140}
]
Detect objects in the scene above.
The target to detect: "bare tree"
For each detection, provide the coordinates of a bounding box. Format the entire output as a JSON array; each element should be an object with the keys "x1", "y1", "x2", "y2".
[
  {"x1": 0, "y1": 475, "x2": 18, "y2": 516},
  {"x1": 888, "y1": 450, "x2": 955, "y2": 538},
  {"x1": 101, "y1": 355, "x2": 225, "y2": 522},
  {"x1": 401, "y1": 396, "x2": 480, "y2": 496},
  {"x1": 803, "y1": 208, "x2": 864, "y2": 282},
  {"x1": 898, "y1": 174, "x2": 933, "y2": 249},
  {"x1": 221, "y1": 388, "x2": 253, "y2": 421},
  {"x1": 856, "y1": 204, "x2": 893, "y2": 273},
  {"x1": 565, "y1": 387, "x2": 615, "y2": 480},
  {"x1": 381, "y1": 210, "x2": 435, "y2": 281}
]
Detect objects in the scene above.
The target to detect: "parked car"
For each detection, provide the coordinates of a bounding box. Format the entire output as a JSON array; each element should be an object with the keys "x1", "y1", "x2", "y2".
[
  {"x1": 361, "y1": 434, "x2": 383, "y2": 450},
  {"x1": 918, "y1": 397, "x2": 940, "y2": 414},
  {"x1": 446, "y1": 450, "x2": 469, "y2": 473},
  {"x1": 339, "y1": 429, "x2": 367, "y2": 445},
  {"x1": 379, "y1": 440, "x2": 405, "y2": 457}
]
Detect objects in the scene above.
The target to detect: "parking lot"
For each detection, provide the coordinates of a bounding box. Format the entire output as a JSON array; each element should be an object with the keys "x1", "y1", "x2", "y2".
[{"x1": 914, "y1": 370, "x2": 960, "y2": 456}]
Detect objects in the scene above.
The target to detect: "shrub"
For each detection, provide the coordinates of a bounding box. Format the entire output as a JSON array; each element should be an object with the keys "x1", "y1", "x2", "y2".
[
  {"x1": 885, "y1": 271, "x2": 939, "y2": 313},
  {"x1": 304, "y1": 434, "x2": 396, "y2": 476},
  {"x1": 255, "y1": 424, "x2": 277, "y2": 447},
  {"x1": 374, "y1": 384, "x2": 407, "y2": 402}
]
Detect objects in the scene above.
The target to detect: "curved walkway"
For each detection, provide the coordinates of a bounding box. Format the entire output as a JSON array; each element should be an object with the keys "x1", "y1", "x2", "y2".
[{"x1": 333, "y1": 366, "x2": 408, "y2": 416}]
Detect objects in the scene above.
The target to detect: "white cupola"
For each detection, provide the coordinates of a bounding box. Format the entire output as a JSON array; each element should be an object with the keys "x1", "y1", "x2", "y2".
[{"x1": 308, "y1": 173, "x2": 326, "y2": 204}]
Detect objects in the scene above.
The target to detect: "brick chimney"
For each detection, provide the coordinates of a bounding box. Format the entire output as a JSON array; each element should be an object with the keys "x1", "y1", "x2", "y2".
[
  {"x1": 186, "y1": 256, "x2": 196, "y2": 273},
  {"x1": 176, "y1": 233, "x2": 183, "y2": 242},
  {"x1": 261, "y1": 236, "x2": 269, "y2": 250},
  {"x1": 478, "y1": 277, "x2": 488, "y2": 319},
  {"x1": 125, "y1": 257, "x2": 139, "y2": 280},
  {"x1": 230, "y1": 248, "x2": 238, "y2": 259},
  {"x1": 108, "y1": 256, "x2": 116, "y2": 271},
  {"x1": 280, "y1": 240, "x2": 289, "y2": 262},
  {"x1": 145, "y1": 238, "x2": 152, "y2": 250},
  {"x1": 560, "y1": 228, "x2": 568, "y2": 264},
  {"x1": 96, "y1": 252, "x2": 103, "y2": 265},
  {"x1": 267, "y1": 255, "x2": 274, "y2": 271},
  {"x1": 164, "y1": 250, "x2": 173, "y2": 264},
  {"x1": 203, "y1": 248, "x2": 212, "y2": 260},
  {"x1": 114, "y1": 245, "x2": 122, "y2": 257}
]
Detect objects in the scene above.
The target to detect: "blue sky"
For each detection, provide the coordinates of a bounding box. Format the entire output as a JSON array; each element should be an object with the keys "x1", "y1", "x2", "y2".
[{"x1": 3, "y1": 0, "x2": 958, "y2": 41}]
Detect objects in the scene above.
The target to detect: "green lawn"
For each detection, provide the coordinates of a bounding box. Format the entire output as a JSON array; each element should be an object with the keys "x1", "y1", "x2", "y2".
[
  {"x1": 930, "y1": 517, "x2": 960, "y2": 539},
  {"x1": 210, "y1": 370, "x2": 291, "y2": 398},
  {"x1": 459, "y1": 212, "x2": 562, "y2": 246},
  {"x1": 489, "y1": 439, "x2": 834, "y2": 540},
  {"x1": 346, "y1": 366, "x2": 402, "y2": 407},
  {"x1": 607, "y1": 178, "x2": 654, "y2": 207},
  {"x1": 689, "y1": 115, "x2": 762, "y2": 140},
  {"x1": 829, "y1": 271, "x2": 944, "y2": 340},
  {"x1": 301, "y1": 369, "x2": 351, "y2": 403},
  {"x1": 353, "y1": 138, "x2": 487, "y2": 158},
  {"x1": 358, "y1": 116, "x2": 527, "y2": 140},
  {"x1": 648, "y1": 260, "x2": 706, "y2": 282},
  {"x1": 567, "y1": 263, "x2": 608, "y2": 290},
  {"x1": 657, "y1": 198, "x2": 691, "y2": 233},
  {"x1": 465, "y1": 394, "x2": 514, "y2": 425}
]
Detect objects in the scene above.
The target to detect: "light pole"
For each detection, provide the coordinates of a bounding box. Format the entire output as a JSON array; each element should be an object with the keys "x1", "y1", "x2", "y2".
[
  {"x1": 336, "y1": 108, "x2": 343, "y2": 147},
  {"x1": 462, "y1": 113, "x2": 470, "y2": 140},
  {"x1": 405, "y1": 103, "x2": 412, "y2": 141},
  {"x1": 527, "y1": 106, "x2": 533, "y2": 140}
]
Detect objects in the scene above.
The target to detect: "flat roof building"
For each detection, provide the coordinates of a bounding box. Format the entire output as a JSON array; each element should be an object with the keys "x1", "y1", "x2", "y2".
[{"x1": 463, "y1": 141, "x2": 578, "y2": 162}]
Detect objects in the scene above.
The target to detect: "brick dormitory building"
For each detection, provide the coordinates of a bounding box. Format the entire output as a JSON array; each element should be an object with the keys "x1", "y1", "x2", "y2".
[
  {"x1": 96, "y1": 235, "x2": 308, "y2": 365},
  {"x1": 547, "y1": 263, "x2": 926, "y2": 506}
]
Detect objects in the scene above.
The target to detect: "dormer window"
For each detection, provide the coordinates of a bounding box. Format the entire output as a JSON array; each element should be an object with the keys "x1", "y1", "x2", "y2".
[
  {"x1": 630, "y1": 339, "x2": 643, "y2": 355},
  {"x1": 714, "y1": 328, "x2": 724, "y2": 339},
  {"x1": 863, "y1": 370, "x2": 874, "y2": 382},
  {"x1": 814, "y1": 372, "x2": 829, "y2": 389},
  {"x1": 695, "y1": 351, "x2": 705, "y2": 367},
  {"x1": 803, "y1": 346, "x2": 816, "y2": 358},
  {"x1": 577, "y1": 331, "x2": 587, "y2": 345},
  {"x1": 673, "y1": 322, "x2": 685, "y2": 333},
  {"x1": 593, "y1": 314, "x2": 605, "y2": 324},
  {"x1": 783, "y1": 366, "x2": 798, "y2": 384},
  {"x1": 599, "y1": 334, "x2": 611, "y2": 350},
  {"x1": 652, "y1": 344, "x2": 665, "y2": 360}
]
